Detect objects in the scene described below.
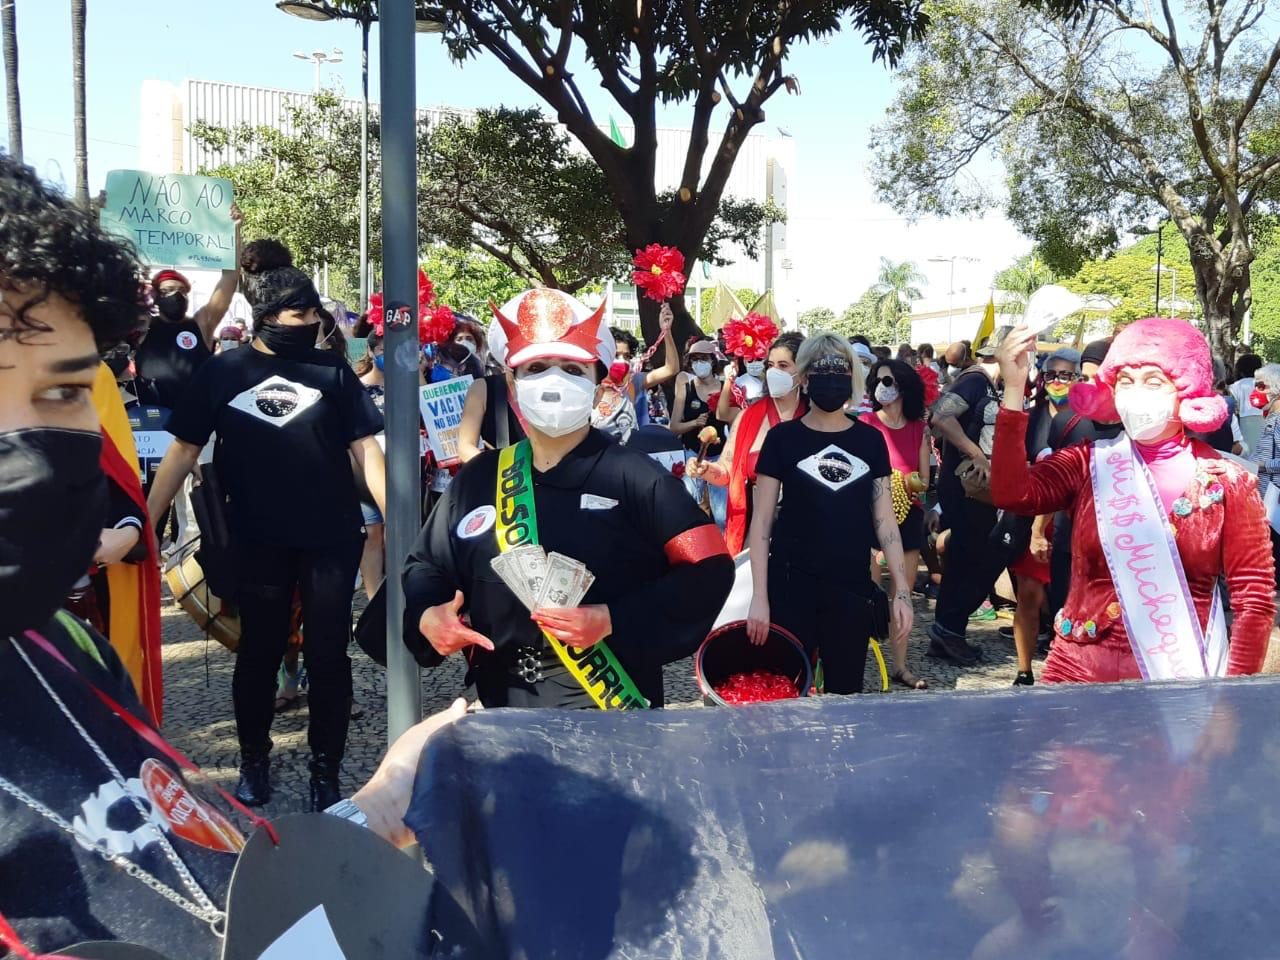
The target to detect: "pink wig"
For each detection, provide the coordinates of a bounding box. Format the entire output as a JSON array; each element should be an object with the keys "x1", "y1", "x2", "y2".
[{"x1": 1066, "y1": 317, "x2": 1227, "y2": 432}]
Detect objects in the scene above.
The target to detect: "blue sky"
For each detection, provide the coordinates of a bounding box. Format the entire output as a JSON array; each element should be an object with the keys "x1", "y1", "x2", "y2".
[{"x1": 3, "y1": 0, "x2": 1029, "y2": 317}]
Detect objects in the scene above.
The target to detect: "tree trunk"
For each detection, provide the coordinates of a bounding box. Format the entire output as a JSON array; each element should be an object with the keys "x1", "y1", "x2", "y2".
[
  {"x1": 2, "y1": 0, "x2": 20, "y2": 162},
  {"x1": 1191, "y1": 254, "x2": 1245, "y2": 364},
  {"x1": 70, "y1": 0, "x2": 87, "y2": 205}
]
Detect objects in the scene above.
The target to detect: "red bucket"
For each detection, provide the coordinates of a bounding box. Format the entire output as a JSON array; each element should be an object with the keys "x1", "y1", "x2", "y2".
[{"x1": 695, "y1": 620, "x2": 813, "y2": 706}]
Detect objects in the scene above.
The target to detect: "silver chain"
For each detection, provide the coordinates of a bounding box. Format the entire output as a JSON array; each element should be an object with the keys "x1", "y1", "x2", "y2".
[{"x1": 5, "y1": 638, "x2": 227, "y2": 935}]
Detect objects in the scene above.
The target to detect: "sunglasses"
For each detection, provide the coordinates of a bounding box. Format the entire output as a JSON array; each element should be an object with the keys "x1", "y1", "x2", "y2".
[
  {"x1": 1042, "y1": 371, "x2": 1080, "y2": 384},
  {"x1": 876, "y1": 375, "x2": 897, "y2": 388}
]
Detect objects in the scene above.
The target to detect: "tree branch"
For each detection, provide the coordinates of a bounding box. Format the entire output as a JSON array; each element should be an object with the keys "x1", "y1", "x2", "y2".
[{"x1": 1234, "y1": 31, "x2": 1280, "y2": 138}]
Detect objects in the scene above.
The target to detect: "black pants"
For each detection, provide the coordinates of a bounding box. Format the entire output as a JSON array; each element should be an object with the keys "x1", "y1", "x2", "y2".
[
  {"x1": 934, "y1": 483, "x2": 1003, "y2": 636},
  {"x1": 769, "y1": 558, "x2": 870, "y2": 695},
  {"x1": 233, "y1": 537, "x2": 363, "y2": 760}
]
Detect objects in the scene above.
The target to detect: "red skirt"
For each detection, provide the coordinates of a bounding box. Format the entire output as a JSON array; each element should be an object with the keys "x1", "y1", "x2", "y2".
[{"x1": 1008, "y1": 519, "x2": 1055, "y2": 585}]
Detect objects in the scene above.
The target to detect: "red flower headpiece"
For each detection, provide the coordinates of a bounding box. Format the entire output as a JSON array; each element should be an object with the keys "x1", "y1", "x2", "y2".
[
  {"x1": 722, "y1": 312, "x2": 778, "y2": 361},
  {"x1": 632, "y1": 244, "x2": 687, "y2": 303},
  {"x1": 916, "y1": 364, "x2": 940, "y2": 407},
  {"x1": 368, "y1": 269, "x2": 446, "y2": 342},
  {"x1": 421, "y1": 304, "x2": 456, "y2": 346}
]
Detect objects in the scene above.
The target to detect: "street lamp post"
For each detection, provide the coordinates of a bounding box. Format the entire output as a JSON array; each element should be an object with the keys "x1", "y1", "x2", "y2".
[
  {"x1": 278, "y1": 0, "x2": 445, "y2": 332},
  {"x1": 292, "y1": 47, "x2": 343, "y2": 93},
  {"x1": 928, "y1": 255, "x2": 977, "y2": 344}
]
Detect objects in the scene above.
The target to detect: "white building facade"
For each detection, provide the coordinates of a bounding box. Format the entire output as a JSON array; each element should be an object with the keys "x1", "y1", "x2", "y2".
[{"x1": 138, "y1": 79, "x2": 796, "y2": 332}]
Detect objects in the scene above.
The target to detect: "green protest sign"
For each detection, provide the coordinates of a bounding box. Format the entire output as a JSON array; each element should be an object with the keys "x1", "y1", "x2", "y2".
[{"x1": 102, "y1": 170, "x2": 236, "y2": 270}]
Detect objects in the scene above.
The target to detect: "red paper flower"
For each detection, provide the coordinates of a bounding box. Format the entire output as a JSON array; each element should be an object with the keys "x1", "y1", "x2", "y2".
[
  {"x1": 672, "y1": 461, "x2": 686, "y2": 478},
  {"x1": 916, "y1": 364, "x2": 940, "y2": 407},
  {"x1": 722, "y1": 312, "x2": 779, "y2": 361},
  {"x1": 369, "y1": 269, "x2": 443, "y2": 342},
  {"x1": 421, "y1": 304, "x2": 456, "y2": 345},
  {"x1": 632, "y1": 244, "x2": 687, "y2": 302}
]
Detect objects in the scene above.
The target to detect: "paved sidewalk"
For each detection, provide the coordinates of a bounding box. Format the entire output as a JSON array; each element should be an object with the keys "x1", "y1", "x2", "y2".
[{"x1": 158, "y1": 589, "x2": 1042, "y2": 815}]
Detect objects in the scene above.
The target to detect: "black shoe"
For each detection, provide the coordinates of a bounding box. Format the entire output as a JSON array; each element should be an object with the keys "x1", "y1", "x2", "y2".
[
  {"x1": 1036, "y1": 631, "x2": 1053, "y2": 657},
  {"x1": 1013, "y1": 670, "x2": 1035, "y2": 687},
  {"x1": 235, "y1": 753, "x2": 272, "y2": 807},
  {"x1": 998, "y1": 625, "x2": 1015, "y2": 642},
  {"x1": 926, "y1": 623, "x2": 980, "y2": 666},
  {"x1": 309, "y1": 754, "x2": 342, "y2": 812}
]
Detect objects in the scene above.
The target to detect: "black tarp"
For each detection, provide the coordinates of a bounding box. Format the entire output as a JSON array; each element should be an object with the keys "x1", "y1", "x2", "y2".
[{"x1": 408, "y1": 678, "x2": 1280, "y2": 959}]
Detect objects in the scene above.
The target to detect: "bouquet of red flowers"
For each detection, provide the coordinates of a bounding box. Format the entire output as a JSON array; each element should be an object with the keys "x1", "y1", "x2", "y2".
[
  {"x1": 368, "y1": 269, "x2": 452, "y2": 343},
  {"x1": 420, "y1": 304, "x2": 456, "y2": 346},
  {"x1": 632, "y1": 244, "x2": 687, "y2": 303},
  {"x1": 721, "y1": 312, "x2": 778, "y2": 361}
]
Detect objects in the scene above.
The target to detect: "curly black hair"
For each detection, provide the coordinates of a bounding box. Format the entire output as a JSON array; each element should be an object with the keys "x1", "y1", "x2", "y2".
[
  {"x1": 240, "y1": 238, "x2": 296, "y2": 307},
  {"x1": 870, "y1": 358, "x2": 926, "y2": 421},
  {"x1": 610, "y1": 326, "x2": 639, "y2": 356},
  {"x1": 0, "y1": 152, "x2": 148, "y2": 349}
]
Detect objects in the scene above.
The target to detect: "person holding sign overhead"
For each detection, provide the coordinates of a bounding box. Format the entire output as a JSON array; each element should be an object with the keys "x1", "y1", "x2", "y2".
[
  {"x1": 990, "y1": 319, "x2": 1273, "y2": 684},
  {"x1": 403, "y1": 287, "x2": 734, "y2": 709},
  {"x1": 133, "y1": 204, "x2": 243, "y2": 412},
  {"x1": 147, "y1": 260, "x2": 386, "y2": 810}
]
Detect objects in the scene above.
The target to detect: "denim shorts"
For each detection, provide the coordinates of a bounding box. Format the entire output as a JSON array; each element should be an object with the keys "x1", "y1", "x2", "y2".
[{"x1": 360, "y1": 502, "x2": 384, "y2": 526}]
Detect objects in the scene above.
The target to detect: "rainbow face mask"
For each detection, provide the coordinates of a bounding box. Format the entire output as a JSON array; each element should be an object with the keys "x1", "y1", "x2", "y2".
[{"x1": 1045, "y1": 382, "x2": 1072, "y2": 406}]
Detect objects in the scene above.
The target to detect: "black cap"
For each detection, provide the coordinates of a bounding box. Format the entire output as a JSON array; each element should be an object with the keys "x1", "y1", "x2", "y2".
[{"x1": 1081, "y1": 338, "x2": 1113, "y2": 367}]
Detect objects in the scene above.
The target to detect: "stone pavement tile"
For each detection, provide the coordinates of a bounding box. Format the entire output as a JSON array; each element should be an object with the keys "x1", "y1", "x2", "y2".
[{"x1": 160, "y1": 591, "x2": 1043, "y2": 816}]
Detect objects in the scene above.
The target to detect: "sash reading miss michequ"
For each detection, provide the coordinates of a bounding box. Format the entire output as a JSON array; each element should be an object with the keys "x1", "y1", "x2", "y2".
[
  {"x1": 1091, "y1": 433, "x2": 1228, "y2": 681},
  {"x1": 495, "y1": 440, "x2": 649, "y2": 709}
]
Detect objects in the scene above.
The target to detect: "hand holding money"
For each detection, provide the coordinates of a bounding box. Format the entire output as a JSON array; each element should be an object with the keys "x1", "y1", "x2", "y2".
[{"x1": 532, "y1": 605, "x2": 612, "y2": 649}]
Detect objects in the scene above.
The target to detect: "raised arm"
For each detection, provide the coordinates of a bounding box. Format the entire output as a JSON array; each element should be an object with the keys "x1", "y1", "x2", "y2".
[
  {"x1": 193, "y1": 203, "x2": 243, "y2": 343},
  {"x1": 716, "y1": 364, "x2": 740, "y2": 424},
  {"x1": 643, "y1": 307, "x2": 679, "y2": 389}
]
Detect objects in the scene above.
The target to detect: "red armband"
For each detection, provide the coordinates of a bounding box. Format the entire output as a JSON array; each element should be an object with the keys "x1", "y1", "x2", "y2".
[{"x1": 664, "y1": 524, "x2": 729, "y2": 566}]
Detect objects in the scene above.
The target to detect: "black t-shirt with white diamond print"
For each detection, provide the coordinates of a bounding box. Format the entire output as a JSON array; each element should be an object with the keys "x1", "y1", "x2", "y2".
[
  {"x1": 756, "y1": 418, "x2": 891, "y2": 576},
  {"x1": 166, "y1": 346, "x2": 382, "y2": 547}
]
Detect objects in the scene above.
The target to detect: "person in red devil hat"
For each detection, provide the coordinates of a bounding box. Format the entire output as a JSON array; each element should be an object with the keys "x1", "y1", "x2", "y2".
[{"x1": 403, "y1": 288, "x2": 734, "y2": 709}]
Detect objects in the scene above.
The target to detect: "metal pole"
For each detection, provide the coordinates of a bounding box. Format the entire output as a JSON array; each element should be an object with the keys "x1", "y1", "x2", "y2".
[
  {"x1": 359, "y1": 17, "x2": 370, "y2": 315},
  {"x1": 1155, "y1": 223, "x2": 1163, "y2": 315},
  {"x1": 948, "y1": 259, "x2": 955, "y2": 344},
  {"x1": 380, "y1": 0, "x2": 423, "y2": 743}
]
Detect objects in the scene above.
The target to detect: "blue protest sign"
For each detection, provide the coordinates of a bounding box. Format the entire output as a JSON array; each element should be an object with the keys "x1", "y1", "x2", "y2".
[{"x1": 102, "y1": 170, "x2": 236, "y2": 270}]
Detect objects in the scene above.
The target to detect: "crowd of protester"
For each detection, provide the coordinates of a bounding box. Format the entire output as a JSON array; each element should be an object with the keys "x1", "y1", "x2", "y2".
[{"x1": 3, "y1": 148, "x2": 1279, "y2": 955}]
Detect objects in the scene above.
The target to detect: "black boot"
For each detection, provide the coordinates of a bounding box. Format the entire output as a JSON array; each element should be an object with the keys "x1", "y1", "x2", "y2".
[
  {"x1": 309, "y1": 754, "x2": 342, "y2": 812},
  {"x1": 926, "y1": 623, "x2": 981, "y2": 666},
  {"x1": 1013, "y1": 670, "x2": 1036, "y2": 687},
  {"x1": 235, "y1": 751, "x2": 272, "y2": 807}
]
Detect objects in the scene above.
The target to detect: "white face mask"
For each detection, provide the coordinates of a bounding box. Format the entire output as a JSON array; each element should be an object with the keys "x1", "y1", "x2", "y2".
[
  {"x1": 766, "y1": 367, "x2": 795, "y2": 398},
  {"x1": 875, "y1": 383, "x2": 899, "y2": 405},
  {"x1": 514, "y1": 367, "x2": 596, "y2": 438},
  {"x1": 220, "y1": 338, "x2": 240, "y2": 351},
  {"x1": 457, "y1": 339, "x2": 476, "y2": 356},
  {"x1": 691, "y1": 360, "x2": 713, "y2": 380},
  {"x1": 947, "y1": 365, "x2": 961, "y2": 379},
  {"x1": 745, "y1": 360, "x2": 765, "y2": 377},
  {"x1": 1114, "y1": 387, "x2": 1178, "y2": 442}
]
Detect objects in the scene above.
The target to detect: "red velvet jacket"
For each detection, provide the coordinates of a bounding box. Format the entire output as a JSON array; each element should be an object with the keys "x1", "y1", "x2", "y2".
[{"x1": 991, "y1": 408, "x2": 1274, "y2": 675}]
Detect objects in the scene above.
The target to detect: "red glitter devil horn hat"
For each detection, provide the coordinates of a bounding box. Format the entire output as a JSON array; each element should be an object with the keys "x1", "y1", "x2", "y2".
[{"x1": 489, "y1": 288, "x2": 614, "y2": 369}]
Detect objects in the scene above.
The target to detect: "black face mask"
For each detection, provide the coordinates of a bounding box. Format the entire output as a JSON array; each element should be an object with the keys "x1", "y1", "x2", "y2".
[
  {"x1": 103, "y1": 344, "x2": 132, "y2": 379},
  {"x1": 156, "y1": 292, "x2": 188, "y2": 322},
  {"x1": 0, "y1": 428, "x2": 107, "y2": 638},
  {"x1": 807, "y1": 373, "x2": 854, "y2": 412},
  {"x1": 255, "y1": 321, "x2": 321, "y2": 361}
]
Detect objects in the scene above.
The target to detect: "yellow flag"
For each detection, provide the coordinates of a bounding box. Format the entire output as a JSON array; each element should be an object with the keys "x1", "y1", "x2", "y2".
[{"x1": 973, "y1": 296, "x2": 995, "y2": 350}]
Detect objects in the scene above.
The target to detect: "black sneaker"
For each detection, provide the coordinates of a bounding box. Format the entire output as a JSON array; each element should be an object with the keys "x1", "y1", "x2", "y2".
[
  {"x1": 235, "y1": 753, "x2": 272, "y2": 807},
  {"x1": 926, "y1": 623, "x2": 981, "y2": 666},
  {"x1": 1013, "y1": 670, "x2": 1035, "y2": 687},
  {"x1": 998, "y1": 625, "x2": 1015, "y2": 642},
  {"x1": 309, "y1": 755, "x2": 342, "y2": 812}
]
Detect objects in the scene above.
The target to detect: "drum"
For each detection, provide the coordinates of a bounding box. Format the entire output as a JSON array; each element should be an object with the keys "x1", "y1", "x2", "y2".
[{"x1": 164, "y1": 543, "x2": 241, "y2": 651}]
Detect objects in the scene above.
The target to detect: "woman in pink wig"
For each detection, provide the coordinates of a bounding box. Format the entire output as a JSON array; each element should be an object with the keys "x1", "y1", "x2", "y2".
[{"x1": 990, "y1": 318, "x2": 1273, "y2": 684}]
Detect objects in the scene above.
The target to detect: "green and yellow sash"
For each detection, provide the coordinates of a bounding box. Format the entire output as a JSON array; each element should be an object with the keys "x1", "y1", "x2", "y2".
[{"x1": 495, "y1": 440, "x2": 648, "y2": 709}]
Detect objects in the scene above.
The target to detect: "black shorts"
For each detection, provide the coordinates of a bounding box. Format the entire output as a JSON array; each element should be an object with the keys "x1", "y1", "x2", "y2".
[{"x1": 875, "y1": 504, "x2": 925, "y2": 552}]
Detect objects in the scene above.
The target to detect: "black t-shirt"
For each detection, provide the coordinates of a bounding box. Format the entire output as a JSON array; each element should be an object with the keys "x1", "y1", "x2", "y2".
[
  {"x1": 402, "y1": 429, "x2": 733, "y2": 708},
  {"x1": 134, "y1": 320, "x2": 212, "y2": 410},
  {"x1": 679, "y1": 379, "x2": 726, "y2": 456},
  {"x1": 1, "y1": 614, "x2": 235, "y2": 958},
  {"x1": 166, "y1": 346, "x2": 383, "y2": 547},
  {"x1": 935, "y1": 369, "x2": 998, "y2": 497},
  {"x1": 756, "y1": 419, "x2": 891, "y2": 576}
]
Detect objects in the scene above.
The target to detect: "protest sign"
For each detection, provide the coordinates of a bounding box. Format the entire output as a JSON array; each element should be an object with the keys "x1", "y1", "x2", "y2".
[
  {"x1": 419, "y1": 376, "x2": 474, "y2": 466},
  {"x1": 102, "y1": 170, "x2": 236, "y2": 270},
  {"x1": 128, "y1": 406, "x2": 174, "y2": 490}
]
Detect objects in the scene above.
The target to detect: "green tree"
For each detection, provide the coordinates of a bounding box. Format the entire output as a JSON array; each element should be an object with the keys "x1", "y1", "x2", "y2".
[
  {"x1": 418, "y1": 107, "x2": 774, "y2": 294},
  {"x1": 872, "y1": 0, "x2": 1280, "y2": 360},
  {"x1": 993, "y1": 254, "x2": 1058, "y2": 316},
  {"x1": 419, "y1": 245, "x2": 529, "y2": 318},
  {"x1": 872, "y1": 257, "x2": 925, "y2": 343},
  {"x1": 192, "y1": 93, "x2": 376, "y2": 306},
  {"x1": 797, "y1": 306, "x2": 836, "y2": 332},
  {"x1": 834, "y1": 288, "x2": 894, "y2": 344},
  {"x1": 430, "y1": 0, "x2": 1084, "y2": 350}
]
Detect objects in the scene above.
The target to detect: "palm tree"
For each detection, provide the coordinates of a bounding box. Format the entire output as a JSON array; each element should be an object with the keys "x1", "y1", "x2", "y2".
[
  {"x1": 994, "y1": 254, "x2": 1057, "y2": 316},
  {"x1": 872, "y1": 257, "x2": 926, "y2": 344},
  {"x1": 70, "y1": 0, "x2": 87, "y2": 205},
  {"x1": 2, "y1": 0, "x2": 20, "y2": 161}
]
